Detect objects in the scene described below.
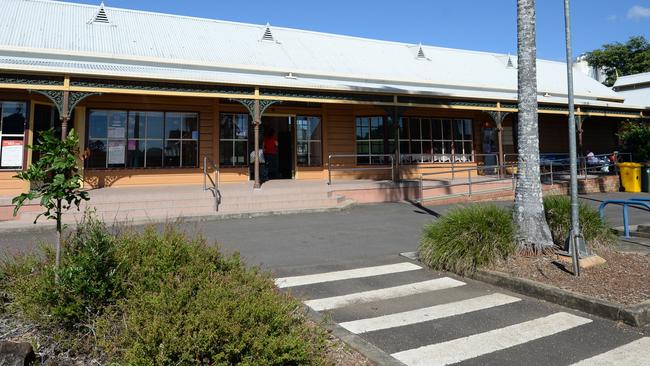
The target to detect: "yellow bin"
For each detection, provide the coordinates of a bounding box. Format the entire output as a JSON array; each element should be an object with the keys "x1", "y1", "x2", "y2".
[{"x1": 618, "y1": 162, "x2": 642, "y2": 192}]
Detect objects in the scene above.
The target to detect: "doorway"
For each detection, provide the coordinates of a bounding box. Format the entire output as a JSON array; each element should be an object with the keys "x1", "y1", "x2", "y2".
[
  {"x1": 254, "y1": 116, "x2": 294, "y2": 180},
  {"x1": 32, "y1": 104, "x2": 61, "y2": 162}
]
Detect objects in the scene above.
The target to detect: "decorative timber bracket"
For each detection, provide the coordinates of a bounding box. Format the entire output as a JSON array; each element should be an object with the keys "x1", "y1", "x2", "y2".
[
  {"x1": 229, "y1": 97, "x2": 282, "y2": 189},
  {"x1": 30, "y1": 90, "x2": 101, "y2": 138},
  {"x1": 231, "y1": 98, "x2": 281, "y2": 123},
  {"x1": 484, "y1": 110, "x2": 510, "y2": 130},
  {"x1": 30, "y1": 90, "x2": 101, "y2": 119}
]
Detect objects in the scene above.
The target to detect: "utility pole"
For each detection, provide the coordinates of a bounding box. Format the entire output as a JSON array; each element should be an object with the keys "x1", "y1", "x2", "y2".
[{"x1": 563, "y1": 0, "x2": 587, "y2": 276}]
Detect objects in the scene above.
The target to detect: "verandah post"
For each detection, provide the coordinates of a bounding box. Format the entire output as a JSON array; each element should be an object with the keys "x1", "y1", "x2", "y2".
[{"x1": 253, "y1": 99, "x2": 261, "y2": 189}]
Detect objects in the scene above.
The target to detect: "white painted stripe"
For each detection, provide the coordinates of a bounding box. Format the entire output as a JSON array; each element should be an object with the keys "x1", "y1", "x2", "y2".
[
  {"x1": 340, "y1": 293, "x2": 521, "y2": 334},
  {"x1": 304, "y1": 277, "x2": 465, "y2": 312},
  {"x1": 570, "y1": 337, "x2": 650, "y2": 366},
  {"x1": 391, "y1": 312, "x2": 592, "y2": 366},
  {"x1": 275, "y1": 262, "x2": 422, "y2": 288}
]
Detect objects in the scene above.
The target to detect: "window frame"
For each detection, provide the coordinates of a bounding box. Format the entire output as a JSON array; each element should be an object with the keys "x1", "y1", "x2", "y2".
[
  {"x1": 400, "y1": 117, "x2": 474, "y2": 164},
  {"x1": 296, "y1": 115, "x2": 323, "y2": 167},
  {"x1": 219, "y1": 112, "x2": 250, "y2": 168},
  {"x1": 85, "y1": 109, "x2": 200, "y2": 170},
  {"x1": 355, "y1": 116, "x2": 392, "y2": 165},
  {"x1": 0, "y1": 100, "x2": 29, "y2": 172}
]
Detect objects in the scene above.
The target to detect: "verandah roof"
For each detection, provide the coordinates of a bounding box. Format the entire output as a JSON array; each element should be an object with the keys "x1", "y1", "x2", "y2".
[{"x1": 0, "y1": 0, "x2": 646, "y2": 111}]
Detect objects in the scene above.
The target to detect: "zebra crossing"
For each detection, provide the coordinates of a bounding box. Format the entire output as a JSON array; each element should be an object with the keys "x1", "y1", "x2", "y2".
[{"x1": 276, "y1": 261, "x2": 650, "y2": 366}]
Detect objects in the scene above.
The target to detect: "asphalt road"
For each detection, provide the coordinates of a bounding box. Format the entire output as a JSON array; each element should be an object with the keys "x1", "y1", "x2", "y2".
[{"x1": 1, "y1": 196, "x2": 649, "y2": 365}]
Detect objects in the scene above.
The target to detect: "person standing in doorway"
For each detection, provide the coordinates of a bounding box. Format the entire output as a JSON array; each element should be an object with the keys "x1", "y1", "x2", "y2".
[{"x1": 264, "y1": 128, "x2": 279, "y2": 179}]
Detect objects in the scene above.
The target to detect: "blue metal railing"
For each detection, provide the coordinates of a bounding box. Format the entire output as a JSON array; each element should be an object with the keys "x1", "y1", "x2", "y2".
[{"x1": 598, "y1": 198, "x2": 650, "y2": 238}]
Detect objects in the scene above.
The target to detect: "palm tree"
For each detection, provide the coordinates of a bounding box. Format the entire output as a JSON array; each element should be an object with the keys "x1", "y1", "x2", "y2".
[{"x1": 514, "y1": 0, "x2": 554, "y2": 252}]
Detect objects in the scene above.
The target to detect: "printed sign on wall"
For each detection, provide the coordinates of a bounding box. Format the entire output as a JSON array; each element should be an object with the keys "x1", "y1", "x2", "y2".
[{"x1": 0, "y1": 139, "x2": 24, "y2": 168}]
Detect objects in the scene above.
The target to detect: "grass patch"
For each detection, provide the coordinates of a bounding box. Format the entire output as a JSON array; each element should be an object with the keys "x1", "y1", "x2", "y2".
[
  {"x1": 418, "y1": 204, "x2": 516, "y2": 274},
  {"x1": 543, "y1": 195, "x2": 617, "y2": 249},
  {"x1": 1, "y1": 215, "x2": 327, "y2": 365}
]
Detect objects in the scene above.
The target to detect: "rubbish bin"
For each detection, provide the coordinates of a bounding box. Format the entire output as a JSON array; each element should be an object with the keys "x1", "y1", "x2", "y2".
[
  {"x1": 642, "y1": 163, "x2": 650, "y2": 193},
  {"x1": 618, "y1": 162, "x2": 642, "y2": 193}
]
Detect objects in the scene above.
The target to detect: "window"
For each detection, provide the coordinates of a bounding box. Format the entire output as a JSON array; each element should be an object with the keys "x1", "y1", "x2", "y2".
[
  {"x1": 0, "y1": 102, "x2": 27, "y2": 170},
  {"x1": 400, "y1": 117, "x2": 474, "y2": 163},
  {"x1": 296, "y1": 116, "x2": 322, "y2": 166},
  {"x1": 87, "y1": 110, "x2": 199, "y2": 169},
  {"x1": 356, "y1": 116, "x2": 392, "y2": 164},
  {"x1": 220, "y1": 113, "x2": 249, "y2": 167}
]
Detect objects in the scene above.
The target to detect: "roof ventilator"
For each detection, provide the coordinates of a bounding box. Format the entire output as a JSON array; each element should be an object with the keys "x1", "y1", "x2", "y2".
[
  {"x1": 261, "y1": 23, "x2": 275, "y2": 42},
  {"x1": 90, "y1": 2, "x2": 110, "y2": 24},
  {"x1": 506, "y1": 54, "x2": 514, "y2": 68},
  {"x1": 416, "y1": 43, "x2": 429, "y2": 60}
]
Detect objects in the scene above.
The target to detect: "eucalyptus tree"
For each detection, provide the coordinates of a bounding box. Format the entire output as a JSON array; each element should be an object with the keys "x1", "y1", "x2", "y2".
[{"x1": 514, "y1": 0, "x2": 554, "y2": 252}]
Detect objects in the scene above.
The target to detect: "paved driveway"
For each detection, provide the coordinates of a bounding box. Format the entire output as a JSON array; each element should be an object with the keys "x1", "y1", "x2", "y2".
[{"x1": 1, "y1": 197, "x2": 649, "y2": 365}]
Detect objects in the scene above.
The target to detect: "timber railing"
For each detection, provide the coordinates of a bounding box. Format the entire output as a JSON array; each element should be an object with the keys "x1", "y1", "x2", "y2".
[
  {"x1": 328, "y1": 154, "x2": 395, "y2": 185},
  {"x1": 203, "y1": 155, "x2": 221, "y2": 211}
]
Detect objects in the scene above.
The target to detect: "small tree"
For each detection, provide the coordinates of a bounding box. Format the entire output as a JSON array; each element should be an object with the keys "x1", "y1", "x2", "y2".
[
  {"x1": 13, "y1": 129, "x2": 89, "y2": 270},
  {"x1": 618, "y1": 121, "x2": 650, "y2": 162}
]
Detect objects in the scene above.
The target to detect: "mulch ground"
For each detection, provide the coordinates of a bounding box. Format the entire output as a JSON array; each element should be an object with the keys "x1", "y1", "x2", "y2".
[{"x1": 490, "y1": 250, "x2": 650, "y2": 306}]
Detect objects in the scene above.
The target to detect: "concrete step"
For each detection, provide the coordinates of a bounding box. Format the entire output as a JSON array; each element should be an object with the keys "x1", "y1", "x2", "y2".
[
  {"x1": 53, "y1": 199, "x2": 350, "y2": 224},
  {"x1": 637, "y1": 224, "x2": 650, "y2": 234}
]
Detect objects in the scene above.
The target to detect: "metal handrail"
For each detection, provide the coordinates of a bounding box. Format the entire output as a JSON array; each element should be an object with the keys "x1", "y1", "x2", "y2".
[
  {"x1": 417, "y1": 162, "x2": 518, "y2": 203},
  {"x1": 598, "y1": 199, "x2": 650, "y2": 238},
  {"x1": 203, "y1": 155, "x2": 221, "y2": 211},
  {"x1": 328, "y1": 153, "x2": 395, "y2": 185}
]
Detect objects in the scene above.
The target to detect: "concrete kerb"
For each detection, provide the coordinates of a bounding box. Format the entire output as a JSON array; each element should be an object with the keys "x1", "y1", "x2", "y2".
[
  {"x1": 305, "y1": 306, "x2": 405, "y2": 366},
  {"x1": 0, "y1": 200, "x2": 356, "y2": 235},
  {"x1": 470, "y1": 269, "x2": 650, "y2": 327},
  {"x1": 399, "y1": 252, "x2": 650, "y2": 327}
]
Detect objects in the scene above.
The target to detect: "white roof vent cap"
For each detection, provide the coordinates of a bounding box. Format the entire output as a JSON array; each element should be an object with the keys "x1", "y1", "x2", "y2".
[{"x1": 90, "y1": 2, "x2": 110, "y2": 24}]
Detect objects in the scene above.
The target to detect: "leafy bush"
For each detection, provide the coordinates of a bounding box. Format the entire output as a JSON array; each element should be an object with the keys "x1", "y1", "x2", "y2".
[
  {"x1": 2, "y1": 216, "x2": 120, "y2": 328},
  {"x1": 543, "y1": 195, "x2": 617, "y2": 248},
  {"x1": 618, "y1": 121, "x2": 650, "y2": 162},
  {"x1": 419, "y1": 204, "x2": 516, "y2": 274},
  {"x1": 1, "y1": 219, "x2": 327, "y2": 365}
]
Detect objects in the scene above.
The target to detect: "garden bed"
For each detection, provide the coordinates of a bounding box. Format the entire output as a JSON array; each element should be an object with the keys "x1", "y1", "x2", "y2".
[
  {"x1": 0, "y1": 216, "x2": 370, "y2": 365},
  {"x1": 488, "y1": 250, "x2": 650, "y2": 306}
]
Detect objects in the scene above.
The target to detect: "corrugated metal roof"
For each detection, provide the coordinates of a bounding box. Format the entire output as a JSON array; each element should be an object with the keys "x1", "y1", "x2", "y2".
[
  {"x1": 615, "y1": 89, "x2": 650, "y2": 106},
  {"x1": 0, "y1": 0, "x2": 634, "y2": 106},
  {"x1": 613, "y1": 72, "x2": 650, "y2": 88}
]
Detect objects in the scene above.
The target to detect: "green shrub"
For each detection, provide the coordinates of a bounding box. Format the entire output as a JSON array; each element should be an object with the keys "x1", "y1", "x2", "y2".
[
  {"x1": 97, "y1": 227, "x2": 326, "y2": 365},
  {"x1": 1, "y1": 220, "x2": 327, "y2": 365},
  {"x1": 618, "y1": 121, "x2": 650, "y2": 162},
  {"x1": 2, "y1": 216, "x2": 121, "y2": 328},
  {"x1": 418, "y1": 204, "x2": 516, "y2": 274},
  {"x1": 543, "y1": 195, "x2": 617, "y2": 248}
]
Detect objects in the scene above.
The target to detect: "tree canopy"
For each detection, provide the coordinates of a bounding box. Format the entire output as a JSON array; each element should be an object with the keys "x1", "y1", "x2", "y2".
[{"x1": 585, "y1": 36, "x2": 650, "y2": 87}]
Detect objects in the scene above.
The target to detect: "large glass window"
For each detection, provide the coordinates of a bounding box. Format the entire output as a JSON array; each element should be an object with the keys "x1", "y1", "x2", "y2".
[
  {"x1": 0, "y1": 102, "x2": 28, "y2": 170},
  {"x1": 400, "y1": 117, "x2": 474, "y2": 163},
  {"x1": 355, "y1": 116, "x2": 392, "y2": 164},
  {"x1": 220, "y1": 113, "x2": 249, "y2": 167},
  {"x1": 87, "y1": 110, "x2": 199, "y2": 169},
  {"x1": 296, "y1": 116, "x2": 322, "y2": 167}
]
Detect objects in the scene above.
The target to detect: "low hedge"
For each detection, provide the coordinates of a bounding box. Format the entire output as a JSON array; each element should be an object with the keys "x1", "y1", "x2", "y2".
[
  {"x1": 0, "y1": 216, "x2": 327, "y2": 365},
  {"x1": 418, "y1": 204, "x2": 516, "y2": 275},
  {"x1": 543, "y1": 195, "x2": 617, "y2": 248}
]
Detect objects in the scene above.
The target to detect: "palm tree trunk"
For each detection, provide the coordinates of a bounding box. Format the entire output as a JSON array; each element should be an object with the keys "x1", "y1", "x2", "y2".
[{"x1": 514, "y1": 0, "x2": 554, "y2": 252}]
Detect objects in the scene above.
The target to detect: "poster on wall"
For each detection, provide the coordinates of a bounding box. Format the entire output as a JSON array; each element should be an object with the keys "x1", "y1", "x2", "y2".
[
  {"x1": 108, "y1": 140, "x2": 125, "y2": 165},
  {"x1": 0, "y1": 139, "x2": 24, "y2": 168}
]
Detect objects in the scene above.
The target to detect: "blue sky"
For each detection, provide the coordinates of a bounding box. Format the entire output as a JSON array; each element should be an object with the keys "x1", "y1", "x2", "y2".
[{"x1": 64, "y1": 0, "x2": 650, "y2": 61}]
